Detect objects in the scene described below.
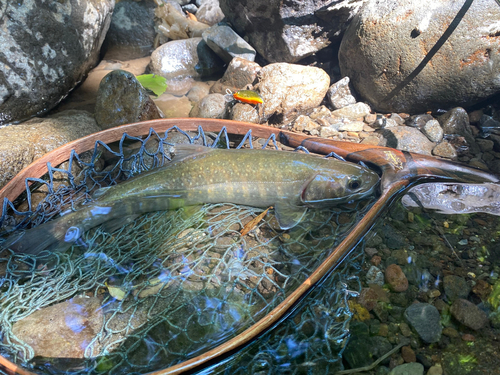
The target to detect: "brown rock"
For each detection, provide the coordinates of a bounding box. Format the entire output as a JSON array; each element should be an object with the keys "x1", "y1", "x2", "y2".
[
  {"x1": 11, "y1": 297, "x2": 103, "y2": 359},
  {"x1": 401, "y1": 345, "x2": 416, "y2": 363},
  {"x1": 450, "y1": 298, "x2": 489, "y2": 330},
  {"x1": 371, "y1": 255, "x2": 382, "y2": 266},
  {"x1": 385, "y1": 264, "x2": 409, "y2": 292},
  {"x1": 358, "y1": 288, "x2": 378, "y2": 311}
]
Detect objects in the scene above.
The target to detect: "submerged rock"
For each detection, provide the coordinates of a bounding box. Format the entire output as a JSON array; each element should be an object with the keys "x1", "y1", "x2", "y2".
[
  {"x1": 0, "y1": 0, "x2": 114, "y2": 125},
  {"x1": 339, "y1": 0, "x2": 500, "y2": 113},
  {"x1": 404, "y1": 303, "x2": 442, "y2": 343},
  {"x1": 189, "y1": 93, "x2": 227, "y2": 118},
  {"x1": 450, "y1": 298, "x2": 489, "y2": 330},
  {"x1": 11, "y1": 297, "x2": 104, "y2": 359},
  {"x1": 0, "y1": 110, "x2": 101, "y2": 189},
  {"x1": 219, "y1": 0, "x2": 365, "y2": 63},
  {"x1": 255, "y1": 63, "x2": 330, "y2": 124},
  {"x1": 94, "y1": 70, "x2": 162, "y2": 129}
]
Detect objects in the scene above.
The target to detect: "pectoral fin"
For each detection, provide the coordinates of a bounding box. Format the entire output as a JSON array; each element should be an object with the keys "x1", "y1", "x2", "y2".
[{"x1": 274, "y1": 202, "x2": 307, "y2": 230}]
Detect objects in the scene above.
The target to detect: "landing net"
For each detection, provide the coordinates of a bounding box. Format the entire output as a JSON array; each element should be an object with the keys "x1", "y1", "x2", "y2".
[{"x1": 0, "y1": 126, "x2": 374, "y2": 374}]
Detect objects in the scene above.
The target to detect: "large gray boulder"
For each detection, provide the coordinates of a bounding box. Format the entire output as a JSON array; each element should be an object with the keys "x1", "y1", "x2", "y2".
[
  {"x1": 0, "y1": 0, "x2": 114, "y2": 125},
  {"x1": 339, "y1": 0, "x2": 500, "y2": 113},
  {"x1": 219, "y1": 0, "x2": 365, "y2": 63}
]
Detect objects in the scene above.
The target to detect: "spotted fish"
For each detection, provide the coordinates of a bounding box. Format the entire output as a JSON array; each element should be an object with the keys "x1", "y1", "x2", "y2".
[{"x1": 4, "y1": 145, "x2": 379, "y2": 255}]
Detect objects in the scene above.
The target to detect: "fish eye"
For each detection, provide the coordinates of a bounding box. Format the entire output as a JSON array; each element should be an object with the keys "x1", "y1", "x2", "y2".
[{"x1": 348, "y1": 178, "x2": 361, "y2": 190}]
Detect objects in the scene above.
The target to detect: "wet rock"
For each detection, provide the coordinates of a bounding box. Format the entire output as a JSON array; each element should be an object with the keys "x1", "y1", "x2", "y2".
[
  {"x1": 406, "y1": 114, "x2": 434, "y2": 129},
  {"x1": 389, "y1": 363, "x2": 424, "y2": 375},
  {"x1": 331, "y1": 103, "x2": 371, "y2": 121},
  {"x1": 0, "y1": 0, "x2": 114, "y2": 125},
  {"x1": 450, "y1": 298, "x2": 489, "y2": 330},
  {"x1": 432, "y1": 141, "x2": 458, "y2": 160},
  {"x1": 358, "y1": 288, "x2": 379, "y2": 311},
  {"x1": 404, "y1": 303, "x2": 442, "y2": 343},
  {"x1": 401, "y1": 345, "x2": 416, "y2": 363},
  {"x1": 376, "y1": 117, "x2": 399, "y2": 129},
  {"x1": 443, "y1": 275, "x2": 470, "y2": 303},
  {"x1": 155, "y1": 2, "x2": 209, "y2": 39},
  {"x1": 210, "y1": 57, "x2": 261, "y2": 94},
  {"x1": 385, "y1": 264, "x2": 409, "y2": 292},
  {"x1": 379, "y1": 126, "x2": 434, "y2": 156},
  {"x1": 103, "y1": 0, "x2": 156, "y2": 59},
  {"x1": 202, "y1": 24, "x2": 256, "y2": 63},
  {"x1": 220, "y1": 0, "x2": 365, "y2": 63},
  {"x1": 55, "y1": 57, "x2": 151, "y2": 114},
  {"x1": 327, "y1": 77, "x2": 357, "y2": 110},
  {"x1": 343, "y1": 322, "x2": 373, "y2": 368},
  {"x1": 196, "y1": 0, "x2": 225, "y2": 25},
  {"x1": 11, "y1": 297, "x2": 103, "y2": 359},
  {"x1": 150, "y1": 38, "x2": 224, "y2": 81},
  {"x1": 427, "y1": 365, "x2": 443, "y2": 375},
  {"x1": 94, "y1": 70, "x2": 162, "y2": 129},
  {"x1": 230, "y1": 103, "x2": 260, "y2": 123},
  {"x1": 256, "y1": 63, "x2": 330, "y2": 124},
  {"x1": 438, "y1": 108, "x2": 478, "y2": 153},
  {"x1": 366, "y1": 266, "x2": 385, "y2": 286},
  {"x1": 187, "y1": 82, "x2": 211, "y2": 103},
  {"x1": 0, "y1": 110, "x2": 101, "y2": 189},
  {"x1": 154, "y1": 94, "x2": 193, "y2": 118},
  {"x1": 476, "y1": 138, "x2": 494, "y2": 153},
  {"x1": 189, "y1": 93, "x2": 227, "y2": 118},
  {"x1": 422, "y1": 120, "x2": 444, "y2": 143},
  {"x1": 339, "y1": 0, "x2": 500, "y2": 113},
  {"x1": 371, "y1": 336, "x2": 393, "y2": 363}
]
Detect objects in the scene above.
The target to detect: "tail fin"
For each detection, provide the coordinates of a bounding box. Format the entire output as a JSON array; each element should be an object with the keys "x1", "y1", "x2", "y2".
[
  {"x1": 2, "y1": 210, "x2": 87, "y2": 255},
  {"x1": 2, "y1": 196, "x2": 181, "y2": 256}
]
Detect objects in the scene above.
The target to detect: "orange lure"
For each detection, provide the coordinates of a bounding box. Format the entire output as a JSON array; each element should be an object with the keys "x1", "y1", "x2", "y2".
[{"x1": 233, "y1": 90, "x2": 264, "y2": 105}]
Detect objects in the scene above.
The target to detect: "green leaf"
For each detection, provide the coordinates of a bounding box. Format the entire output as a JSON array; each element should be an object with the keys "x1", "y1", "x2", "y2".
[{"x1": 136, "y1": 74, "x2": 168, "y2": 96}]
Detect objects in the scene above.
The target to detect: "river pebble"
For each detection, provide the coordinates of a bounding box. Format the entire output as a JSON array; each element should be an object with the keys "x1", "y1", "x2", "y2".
[
  {"x1": 422, "y1": 120, "x2": 444, "y2": 143},
  {"x1": 450, "y1": 298, "x2": 489, "y2": 330},
  {"x1": 443, "y1": 275, "x2": 470, "y2": 303},
  {"x1": 385, "y1": 264, "x2": 409, "y2": 292},
  {"x1": 366, "y1": 266, "x2": 385, "y2": 286},
  {"x1": 404, "y1": 303, "x2": 442, "y2": 343},
  {"x1": 389, "y1": 362, "x2": 424, "y2": 375}
]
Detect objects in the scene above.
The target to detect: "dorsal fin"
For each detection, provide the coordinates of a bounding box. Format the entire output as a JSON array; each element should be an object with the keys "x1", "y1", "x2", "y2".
[{"x1": 173, "y1": 144, "x2": 214, "y2": 162}]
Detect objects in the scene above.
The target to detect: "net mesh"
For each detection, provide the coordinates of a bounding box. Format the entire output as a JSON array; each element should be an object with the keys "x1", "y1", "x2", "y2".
[{"x1": 0, "y1": 126, "x2": 374, "y2": 374}]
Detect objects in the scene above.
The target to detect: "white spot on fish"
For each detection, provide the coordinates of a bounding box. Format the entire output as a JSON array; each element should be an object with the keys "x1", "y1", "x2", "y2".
[
  {"x1": 64, "y1": 226, "x2": 80, "y2": 243},
  {"x1": 90, "y1": 206, "x2": 112, "y2": 216}
]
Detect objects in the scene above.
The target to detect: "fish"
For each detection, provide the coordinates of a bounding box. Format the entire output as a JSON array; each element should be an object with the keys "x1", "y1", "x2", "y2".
[{"x1": 2, "y1": 144, "x2": 379, "y2": 255}]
